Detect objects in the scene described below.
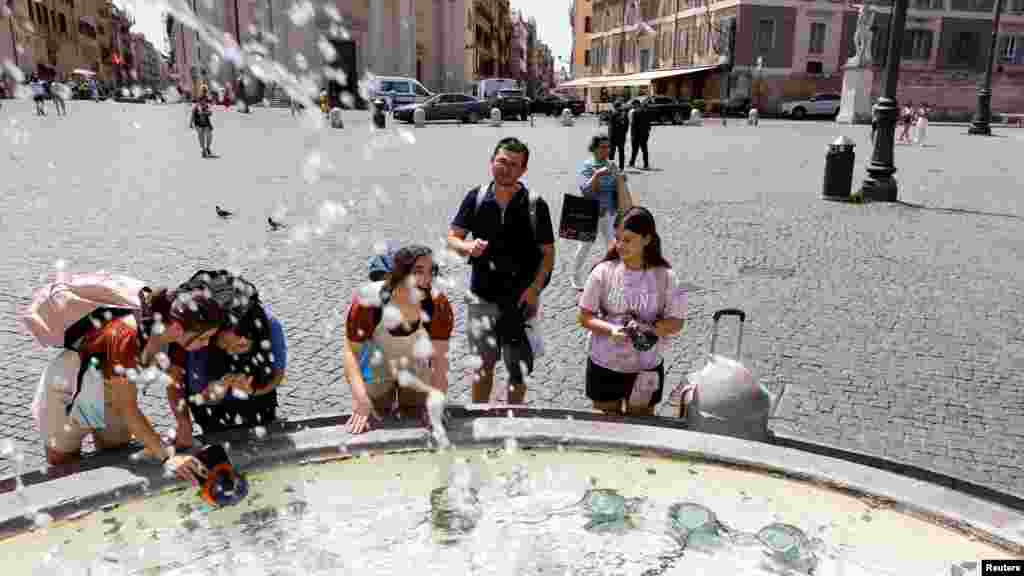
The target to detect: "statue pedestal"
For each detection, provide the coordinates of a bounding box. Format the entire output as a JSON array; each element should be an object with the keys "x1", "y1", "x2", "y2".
[{"x1": 837, "y1": 66, "x2": 874, "y2": 124}]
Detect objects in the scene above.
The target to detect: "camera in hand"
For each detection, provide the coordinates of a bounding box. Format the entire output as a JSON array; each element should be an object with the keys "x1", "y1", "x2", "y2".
[
  {"x1": 195, "y1": 444, "x2": 249, "y2": 507},
  {"x1": 623, "y1": 320, "x2": 659, "y2": 352}
]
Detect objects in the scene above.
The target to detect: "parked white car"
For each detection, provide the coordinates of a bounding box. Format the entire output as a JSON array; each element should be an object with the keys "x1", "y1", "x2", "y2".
[{"x1": 780, "y1": 93, "x2": 841, "y2": 119}]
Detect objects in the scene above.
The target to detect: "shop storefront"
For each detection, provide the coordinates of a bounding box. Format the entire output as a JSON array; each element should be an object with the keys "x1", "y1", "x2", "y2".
[{"x1": 559, "y1": 65, "x2": 723, "y2": 113}]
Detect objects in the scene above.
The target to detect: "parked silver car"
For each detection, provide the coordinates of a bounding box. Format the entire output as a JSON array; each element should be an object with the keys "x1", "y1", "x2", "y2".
[{"x1": 780, "y1": 93, "x2": 841, "y2": 120}]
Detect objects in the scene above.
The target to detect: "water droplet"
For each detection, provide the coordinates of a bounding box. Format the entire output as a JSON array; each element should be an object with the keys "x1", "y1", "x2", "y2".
[
  {"x1": 288, "y1": 0, "x2": 315, "y2": 27},
  {"x1": 253, "y1": 426, "x2": 268, "y2": 439},
  {"x1": 381, "y1": 304, "x2": 402, "y2": 330},
  {"x1": 413, "y1": 334, "x2": 433, "y2": 360},
  {"x1": 464, "y1": 355, "x2": 483, "y2": 370},
  {"x1": 317, "y1": 36, "x2": 337, "y2": 61},
  {"x1": 33, "y1": 512, "x2": 53, "y2": 528},
  {"x1": 398, "y1": 129, "x2": 416, "y2": 145}
]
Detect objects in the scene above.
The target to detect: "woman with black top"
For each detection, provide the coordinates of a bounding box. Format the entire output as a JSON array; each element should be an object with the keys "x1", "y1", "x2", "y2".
[{"x1": 189, "y1": 88, "x2": 215, "y2": 158}]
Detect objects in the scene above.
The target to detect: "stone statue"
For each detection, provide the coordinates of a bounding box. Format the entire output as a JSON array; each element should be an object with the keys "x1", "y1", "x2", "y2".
[{"x1": 848, "y1": 4, "x2": 875, "y2": 67}]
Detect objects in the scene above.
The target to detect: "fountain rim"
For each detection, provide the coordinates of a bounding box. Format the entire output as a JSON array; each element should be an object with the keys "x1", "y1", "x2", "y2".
[{"x1": 1, "y1": 406, "x2": 1022, "y2": 555}]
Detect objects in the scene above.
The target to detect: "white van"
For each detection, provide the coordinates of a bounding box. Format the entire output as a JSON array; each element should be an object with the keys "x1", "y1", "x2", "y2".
[
  {"x1": 475, "y1": 78, "x2": 522, "y2": 101},
  {"x1": 368, "y1": 76, "x2": 433, "y2": 110}
]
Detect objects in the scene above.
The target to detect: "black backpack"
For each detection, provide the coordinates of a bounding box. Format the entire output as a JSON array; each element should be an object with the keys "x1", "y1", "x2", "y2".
[{"x1": 471, "y1": 182, "x2": 551, "y2": 290}]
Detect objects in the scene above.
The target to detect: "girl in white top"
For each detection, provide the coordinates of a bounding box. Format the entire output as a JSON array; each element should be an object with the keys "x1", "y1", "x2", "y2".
[{"x1": 342, "y1": 246, "x2": 454, "y2": 434}]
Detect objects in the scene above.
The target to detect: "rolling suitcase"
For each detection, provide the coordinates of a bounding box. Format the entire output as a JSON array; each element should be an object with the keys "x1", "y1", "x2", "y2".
[{"x1": 679, "y1": 308, "x2": 776, "y2": 442}]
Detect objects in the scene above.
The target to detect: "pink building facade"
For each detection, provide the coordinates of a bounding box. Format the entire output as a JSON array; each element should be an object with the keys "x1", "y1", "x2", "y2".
[
  {"x1": 511, "y1": 9, "x2": 528, "y2": 81},
  {"x1": 580, "y1": 0, "x2": 1024, "y2": 116},
  {"x1": 171, "y1": 0, "x2": 466, "y2": 101}
]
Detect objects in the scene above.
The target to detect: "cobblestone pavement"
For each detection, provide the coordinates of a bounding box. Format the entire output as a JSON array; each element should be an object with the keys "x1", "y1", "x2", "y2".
[{"x1": 1, "y1": 101, "x2": 1022, "y2": 497}]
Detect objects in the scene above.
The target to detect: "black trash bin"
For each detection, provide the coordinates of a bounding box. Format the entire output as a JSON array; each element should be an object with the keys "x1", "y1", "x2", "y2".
[
  {"x1": 823, "y1": 136, "x2": 855, "y2": 200},
  {"x1": 372, "y1": 98, "x2": 386, "y2": 129}
]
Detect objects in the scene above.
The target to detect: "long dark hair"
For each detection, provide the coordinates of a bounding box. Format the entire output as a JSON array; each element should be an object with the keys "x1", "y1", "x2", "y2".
[
  {"x1": 384, "y1": 245, "x2": 436, "y2": 293},
  {"x1": 596, "y1": 206, "x2": 671, "y2": 270},
  {"x1": 209, "y1": 302, "x2": 276, "y2": 388},
  {"x1": 140, "y1": 287, "x2": 226, "y2": 335}
]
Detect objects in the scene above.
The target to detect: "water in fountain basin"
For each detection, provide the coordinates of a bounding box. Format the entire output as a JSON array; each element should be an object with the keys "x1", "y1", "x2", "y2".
[{"x1": 3, "y1": 448, "x2": 1018, "y2": 575}]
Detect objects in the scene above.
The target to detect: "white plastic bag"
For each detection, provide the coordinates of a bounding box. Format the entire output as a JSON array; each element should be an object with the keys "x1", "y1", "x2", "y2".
[
  {"x1": 32, "y1": 350, "x2": 78, "y2": 434},
  {"x1": 628, "y1": 371, "x2": 659, "y2": 409},
  {"x1": 70, "y1": 360, "x2": 106, "y2": 430},
  {"x1": 524, "y1": 321, "x2": 545, "y2": 359}
]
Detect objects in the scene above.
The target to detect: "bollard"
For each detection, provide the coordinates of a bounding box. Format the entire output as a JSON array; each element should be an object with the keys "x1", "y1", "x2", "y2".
[
  {"x1": 413, "y1": 106, "x2": 426, "y2": 127},
  {"x1": 490, "y1": 107, "x2": 502, "y2": 126},
  {"x1": 330, "y1": 107, "x2": 344, "y2": 128},
  {"x1": 560, "y1": 108, "x2": 574, "y2": 126},
  {"x1": 372, "y1": 98, "x2": 387, "y2": 129},
  {"x1": 689, "y1": 108, "x2": 703, "y2": 126},
  {"x1": 747, "y1": 108, "x2": 759, "y2": 126},
  {"x1": 823, "y1": 136, "x2": 856, "y2": 200}
]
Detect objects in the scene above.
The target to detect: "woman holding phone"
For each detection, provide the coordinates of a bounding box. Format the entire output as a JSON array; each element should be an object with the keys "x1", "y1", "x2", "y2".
[{"x1": 572, "y1": 134, "x2": 630, "y2": 291}]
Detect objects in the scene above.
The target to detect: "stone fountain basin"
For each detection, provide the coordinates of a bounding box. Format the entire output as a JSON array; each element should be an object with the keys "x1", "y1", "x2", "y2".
[{"x1": 1, "y1": 407, "x2": 1022, "y2": 573}]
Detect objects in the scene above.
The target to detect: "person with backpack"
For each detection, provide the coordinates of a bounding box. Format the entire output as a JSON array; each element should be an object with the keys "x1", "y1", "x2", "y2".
[
  {"x1": 167, "y1": 271, "x2": 288, "y2": 449},
  {"x1": 28, "y1": 277, "x2": 226, "y2": 482},
  {"x1": 447, "y1": 137, "x2": 555, "y2": 405},
  {"x1": 572, "y1": 134, "x2": 628, "y2": 291},
  {"x1": 343, "y1": 245, "x2": 455, "y2": 434},
  {"x1": 578, "y1": 207, "x2": 687, "y2": 416}
]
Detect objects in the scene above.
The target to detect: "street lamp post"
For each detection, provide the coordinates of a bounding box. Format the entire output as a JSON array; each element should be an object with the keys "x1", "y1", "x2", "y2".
[
  {"x1": 968, "y1": 0, "x2": 1005, "y2": 136},
  {"x1": 859, "y1": 0, "x2": 909, "y2": 202},
  {"x1": 756, "y1": 55, "x2": 764, "y2": 111}
]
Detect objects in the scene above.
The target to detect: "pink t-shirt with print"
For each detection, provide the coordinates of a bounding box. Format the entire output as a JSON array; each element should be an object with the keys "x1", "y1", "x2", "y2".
[{"x1": 580, "y1": 261, "x2": 688, "y2": 373}]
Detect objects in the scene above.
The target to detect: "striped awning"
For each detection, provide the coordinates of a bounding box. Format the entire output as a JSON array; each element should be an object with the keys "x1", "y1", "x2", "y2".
[{"x1": 559, "y1": 65, "x2": 723, "y2": 89}]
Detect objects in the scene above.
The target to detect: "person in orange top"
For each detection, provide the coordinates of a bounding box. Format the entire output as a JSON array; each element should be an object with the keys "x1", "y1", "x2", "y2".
[
  {"x1": 342, "y1": 245, "x2": 454, "y2": 434},
  {"x1": 41, "y1": 286, "x2": 226, "y2": 483}
]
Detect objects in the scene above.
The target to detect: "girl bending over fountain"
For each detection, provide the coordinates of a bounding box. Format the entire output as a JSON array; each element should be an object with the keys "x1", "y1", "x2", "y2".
[
  {"x1": 343, "y1": 245, "x2": 454, "y2": 434},
  {"x1": 166, "y1": 271, "x2": 288, "y2": 449}
]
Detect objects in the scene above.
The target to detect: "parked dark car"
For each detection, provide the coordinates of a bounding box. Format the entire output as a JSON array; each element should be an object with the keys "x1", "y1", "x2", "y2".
[
  {"x1": 628, "y1": 95, "x2": 691, "y2": 125},
  {"x1": 487, "y1": 89, "x2": 531, "y2": 121},
  {"x1": 393, "y1": 93, "x2": 489, "y2": 124},
  {"x1": 533, "y1": 95, "x2": 584, "y2": 117},
  {"x1": 722, "y1": 95, "x2": 753, "y2": 117}
]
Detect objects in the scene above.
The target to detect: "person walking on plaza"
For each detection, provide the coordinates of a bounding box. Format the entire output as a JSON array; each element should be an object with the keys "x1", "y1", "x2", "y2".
[
  {"x1": 447, "y1": 137, "x2": 556, "y2": 405},
  {"x1": 343, "y1": 245, "x2": 455, "y2": 434},
  {"x1": 189, "y1": 88, "x2": 215, "y2": 158},
  {"x1": 51, "y1": 77, "x2": 68, "y2": 117},
  {"x1": 913, "y1": 103, "x2": 929, "y2": 146},
  {"x1": 572, "y1": 134, "x2": 630, "y2": 291},
  {"x1": 898, "y1": 102, "x2": 914, "y2": 144},
  {"x1": 30, "y1": 76, "x2": 47, "y2": 116},
  {"x1": 608, "y1": 101, "x2": 630, "y2": 171},
  {"x1": 578, "y1": 207, "x2": 687, "y2": 416},
  {"x1": 629, "y1": 101, "x2": 653, "y2": 170}
]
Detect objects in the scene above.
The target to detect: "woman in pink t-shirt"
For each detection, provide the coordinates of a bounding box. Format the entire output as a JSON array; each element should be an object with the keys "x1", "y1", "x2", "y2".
[{"x1": 578, "y1": 207, "x2": 687, "y2": 415}]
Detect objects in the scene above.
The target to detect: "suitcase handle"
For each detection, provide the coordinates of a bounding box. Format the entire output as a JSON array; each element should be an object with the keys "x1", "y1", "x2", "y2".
[
  {"x1": 713, "y1": 308, "x2": 746, "y2": 323},
  {"x1": 710, "y1": 308, "x2": 745, "y2": 358}
]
